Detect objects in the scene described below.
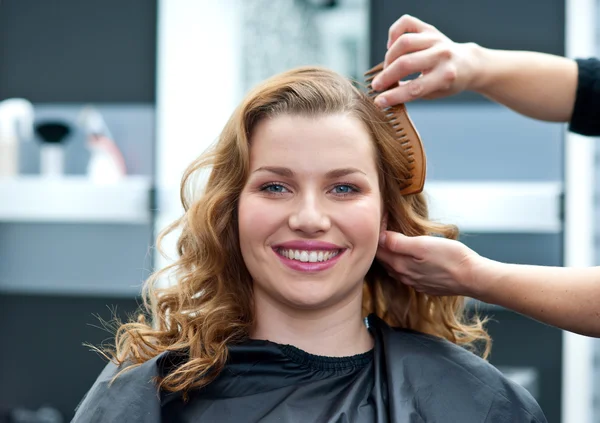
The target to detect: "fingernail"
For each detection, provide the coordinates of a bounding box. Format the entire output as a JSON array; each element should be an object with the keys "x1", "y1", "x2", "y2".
[
  {"x1": 374, "y1": 96, "x2": 388, "y2": 108},
  {"x1": 379, "y1": 232, "x2": 387, "y2": 245}
]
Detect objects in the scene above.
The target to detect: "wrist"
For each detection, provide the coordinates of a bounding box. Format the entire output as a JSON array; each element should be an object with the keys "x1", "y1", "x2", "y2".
[
  {"x1": 459, "y1": 255, "x2": 502, "y2": 302},
  {"x1": 465, "y1": 43, "x2": 493, "y2": 94}
]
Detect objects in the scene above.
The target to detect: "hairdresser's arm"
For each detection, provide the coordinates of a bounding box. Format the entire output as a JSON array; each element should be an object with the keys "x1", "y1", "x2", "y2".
[
  {"x1": 372, "y1": 15, "x2": 578, "y2": 123},
  {"x1": 376, "y1": 232, "x2": 600, "y2": 337}
]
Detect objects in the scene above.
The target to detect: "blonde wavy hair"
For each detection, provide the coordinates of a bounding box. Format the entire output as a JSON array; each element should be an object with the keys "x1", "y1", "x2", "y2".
[{"x1": 108, "y1": 66, "x2": 490, "y2": 395}]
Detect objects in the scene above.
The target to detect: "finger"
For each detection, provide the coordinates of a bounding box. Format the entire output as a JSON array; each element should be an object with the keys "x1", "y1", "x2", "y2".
[
  {"x1": 375, "y1": 56, "x2": 457, "y2": 106},
  {"x1": 384, "y1": 32, "x2": 438, "y2": 70},
  {"x1": 377, "y1": 243, "x2": 421, "y2": 271},
  {"x1": 373, "y1": 47, "x2": 450, "y2": 96},
  {"x1": 378, "y1": 231, "x2": 415, "y2": 255},
  {"x1": 398, "y1": 275, "x2": 417, "y2": 288},
  {"x1": 373, "y1": 75, "x2": 432, "y2": 105},
  {"x1": 376, "y1": 250, "x2": 412, "y2": 276},
  {"x1": 420, "y1": 64, "x2": 459, "y2": 99},
  {"x1": 375, "y1": 246, "x2": 402, "y2": 268},
  {"x1": 373, "y1": 33, "x2": 438, "y2": 91},
  {"x1": 380, "y1": 262, "x2": 400, "y2": 278},
  {"x1": 381, "y1": 232, "x2": 437, "y2": 264},
  {"x1": 387, "y1": 14, "x2": 434, "y2": 49}
]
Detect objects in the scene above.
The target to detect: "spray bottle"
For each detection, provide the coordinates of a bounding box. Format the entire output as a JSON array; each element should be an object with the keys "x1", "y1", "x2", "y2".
[
  {"x1": 0, "y1": 98, "x2": 34, "y2": 177},
  {"x1": 78, "y1": 106, "x2": 126, "y2": 184}
]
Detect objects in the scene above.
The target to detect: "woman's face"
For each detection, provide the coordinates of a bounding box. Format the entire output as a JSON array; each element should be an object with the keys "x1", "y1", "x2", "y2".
[{"x1": 238, "y1": 113, "x2": 385, "y2": 312}]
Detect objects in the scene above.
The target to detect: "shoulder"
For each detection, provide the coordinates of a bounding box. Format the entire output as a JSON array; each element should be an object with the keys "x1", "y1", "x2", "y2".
[
  {"x1": 368, "y1": 315, "x2": 547, "y2": 422},
  {"x1": 72, "y1": 352, "x2": 183, "y2": 423}
]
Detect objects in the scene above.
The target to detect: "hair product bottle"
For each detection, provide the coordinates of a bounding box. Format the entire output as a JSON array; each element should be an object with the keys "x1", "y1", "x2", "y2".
[{"x1": 0, "y1": 98, "x2": 34, "y2": 177}]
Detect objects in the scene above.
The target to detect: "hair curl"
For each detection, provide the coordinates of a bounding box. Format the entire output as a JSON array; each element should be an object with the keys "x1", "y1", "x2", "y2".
[{"x1": 106, "y1": 67, "x2": 490, "y2": 395}]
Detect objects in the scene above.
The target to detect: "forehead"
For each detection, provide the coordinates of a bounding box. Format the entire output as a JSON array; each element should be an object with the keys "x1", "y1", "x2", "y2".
[{"x1": 249, "y1": 114, "x2": 377, "y2": 171}]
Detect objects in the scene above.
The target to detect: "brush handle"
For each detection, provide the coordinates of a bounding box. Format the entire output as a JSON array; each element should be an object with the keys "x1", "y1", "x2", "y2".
[{"x1": 40, "y1": 144, "x2": 64, "y2": 177}]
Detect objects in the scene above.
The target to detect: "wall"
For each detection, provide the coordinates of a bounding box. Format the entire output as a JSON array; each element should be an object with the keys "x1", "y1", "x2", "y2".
[{"x1": 0, "y1": 0, "x2": 157, "y2": 420}]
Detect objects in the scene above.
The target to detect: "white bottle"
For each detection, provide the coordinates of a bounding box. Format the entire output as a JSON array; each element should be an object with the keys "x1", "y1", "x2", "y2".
[
  {"x1": 78, "y1": 106, "x2": 126, "y2": 184},
  {"x1": 87, "y1": 135, "x2": 126, "y2": 183},
  {"x1": 0, "y1": 99, "x2": 34, "y2": 178},
  {"x1": 40, "y1": 143, "x2": 65, "y2": 177}
]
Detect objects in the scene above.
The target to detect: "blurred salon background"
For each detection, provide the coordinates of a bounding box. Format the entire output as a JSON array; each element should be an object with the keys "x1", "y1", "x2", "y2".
[{"x1": 0, "y1": 0, "x2": 598, "y2": 422}]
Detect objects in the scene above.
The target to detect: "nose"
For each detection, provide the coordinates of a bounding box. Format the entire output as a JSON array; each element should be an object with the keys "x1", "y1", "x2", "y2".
[{"x1": 288, "y1": 192, "x2": 331, "y2": 235}]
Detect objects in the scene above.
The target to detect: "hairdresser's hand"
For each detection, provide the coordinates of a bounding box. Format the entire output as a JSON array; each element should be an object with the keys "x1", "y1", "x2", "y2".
[
  {"x1": 376, "y1": 232, "x2": 488, "y2": 297},
  {"x1": 371, "y1": 14, "x2": 481, "y2": 107}
]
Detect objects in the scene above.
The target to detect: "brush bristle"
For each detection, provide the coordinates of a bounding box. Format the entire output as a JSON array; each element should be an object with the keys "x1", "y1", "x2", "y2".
[{"x1": 364, "y1": 62, "x2": 426, "y2": 195}]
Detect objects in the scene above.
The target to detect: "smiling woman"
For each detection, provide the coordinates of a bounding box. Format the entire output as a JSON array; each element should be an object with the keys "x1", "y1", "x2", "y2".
[
  {"x1": 73, "y1": 68, "x2": 547, "y2": 422},
  {"x1": 240, "y1": 114, "x2": 383, "y2": 354}
]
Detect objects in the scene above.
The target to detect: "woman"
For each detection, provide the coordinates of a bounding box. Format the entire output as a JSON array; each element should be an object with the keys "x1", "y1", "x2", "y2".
[
  {"x1": 73, "y1": 67, "x2": 545, "y2": 422},
  {"x1": 372, "y1": 14, "x2": 600, "y2": 337}
]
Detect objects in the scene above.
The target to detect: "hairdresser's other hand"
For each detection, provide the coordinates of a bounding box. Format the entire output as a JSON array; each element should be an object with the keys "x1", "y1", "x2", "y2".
[
  {"x1": 376, "y1": 232, "x2": 489, "y2": 297},
  {"x1": 371, "y1": 14, "x2": 481, "y2": 107}
]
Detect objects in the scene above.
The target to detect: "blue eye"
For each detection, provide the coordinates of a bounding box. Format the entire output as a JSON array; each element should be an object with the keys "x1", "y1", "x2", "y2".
[
  {"x1": 331, "y1": 185, "x2": 357, "y2": 195},
  {"x1": 261, "y1": 183, "x2": 289, "y2": 194}
]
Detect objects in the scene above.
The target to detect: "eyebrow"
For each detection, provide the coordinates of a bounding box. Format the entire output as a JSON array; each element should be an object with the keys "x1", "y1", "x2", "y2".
[{"x1": 253, "y1": 166, "x2": 367, "y2": 178}]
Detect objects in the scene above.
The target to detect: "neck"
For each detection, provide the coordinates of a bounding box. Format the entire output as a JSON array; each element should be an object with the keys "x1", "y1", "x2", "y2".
[{"x1": 250, "y1": 289, "x2": 373, "y2": 357}]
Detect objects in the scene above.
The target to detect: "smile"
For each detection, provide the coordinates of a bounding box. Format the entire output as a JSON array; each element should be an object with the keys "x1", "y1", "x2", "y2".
[
  {"x1": 277, "y1": 248, "x2": 341, "y2": 263},
  {"x1": 272, "y1": 246, "x2": 346, "y2": 273}
]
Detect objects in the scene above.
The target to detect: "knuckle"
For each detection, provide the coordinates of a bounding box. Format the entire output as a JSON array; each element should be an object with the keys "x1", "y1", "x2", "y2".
[
  {"x1": 443, "y1": 65, "x2": 457, "y2": 82},
  {"x1": 441, "y1": 66, "x2": 457, "y2": 91},
  {"x1": 399, "y1": 14, "x2": 414, "y2": 25},
  {"x1": 390, "y1": 14, "x2": 413, "y2": 38},
  {"x1": 389, "y1": 22, "x2": 401, "y2": 40},
  {"x1": 413, "y1": 238, "x2": 430, "y2": 256},
  {"x1": 408, "y1": 80, "x2": 424, "y2": 97},
  {"x1": 438, "y1": 46, "x2": 453, "y2": 60},
  {"x1": 398, "y1": 55, "x2": 412, "y2": 70},
  {"x1": 426, "y1": 23, "x2": 438, "y2": 32},
  {"x1": 398, "y1": 34, "x2": 412, "y2": 50},
  {"x1": 421, "y1": 19, "x2": 438, "y2": 32},
  {"x1": 387, "y1": 235, "x2": 399, "y2": 251}
]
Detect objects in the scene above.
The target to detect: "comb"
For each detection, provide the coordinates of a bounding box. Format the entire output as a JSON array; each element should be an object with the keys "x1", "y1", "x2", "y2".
[{"x1": 365, "y1": 62, "x2": 426, "y2": 195}]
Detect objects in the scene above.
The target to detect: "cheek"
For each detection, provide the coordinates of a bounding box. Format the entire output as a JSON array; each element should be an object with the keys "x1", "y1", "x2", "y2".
[
  {"x1": 238, "y1": 195, "x2": 282, "y2": 246},
  {"x1": 335, "y1": 200, "x2": 382, "y2": 246}
]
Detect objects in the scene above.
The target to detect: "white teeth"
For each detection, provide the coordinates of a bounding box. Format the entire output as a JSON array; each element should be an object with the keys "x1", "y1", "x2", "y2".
[{"x1": 278, "y1": 248, "x2": 340, "y2": 263}]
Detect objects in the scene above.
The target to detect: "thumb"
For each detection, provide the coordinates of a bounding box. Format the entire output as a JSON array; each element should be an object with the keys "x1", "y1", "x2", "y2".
[{"x1": 379, "y1": 231, "x2": 412, "y2": 254}]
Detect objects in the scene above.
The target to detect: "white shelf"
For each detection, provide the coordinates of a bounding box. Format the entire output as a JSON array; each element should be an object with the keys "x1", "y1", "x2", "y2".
[
  {"x1": 425, "y1": 181, "x2": 562, "y2": 234},
  {"x1": 1, "y1": 178, "x2": 559, "y2": 229},
  {"x1": 0, "y1": 176, "x2": 152, "y2": 224}
]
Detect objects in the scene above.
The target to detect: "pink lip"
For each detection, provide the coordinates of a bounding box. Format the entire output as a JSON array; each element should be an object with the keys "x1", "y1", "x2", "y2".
[{"x1": 272, "y1": 240, "x2": 342, "y2": 251}]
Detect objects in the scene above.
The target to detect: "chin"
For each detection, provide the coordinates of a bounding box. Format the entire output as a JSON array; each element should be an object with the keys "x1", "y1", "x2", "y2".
[
  {"x1": 277, "y1": 282, "x2": 352, "y2": 311},
  {"x1": 281, "y1": 289, "x2": 333, "y2": 310}
]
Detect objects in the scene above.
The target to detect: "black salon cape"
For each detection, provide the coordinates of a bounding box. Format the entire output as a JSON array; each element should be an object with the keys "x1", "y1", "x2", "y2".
[{"x1": 72, "y1": 314, "x2": 546, "y2": 422}]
